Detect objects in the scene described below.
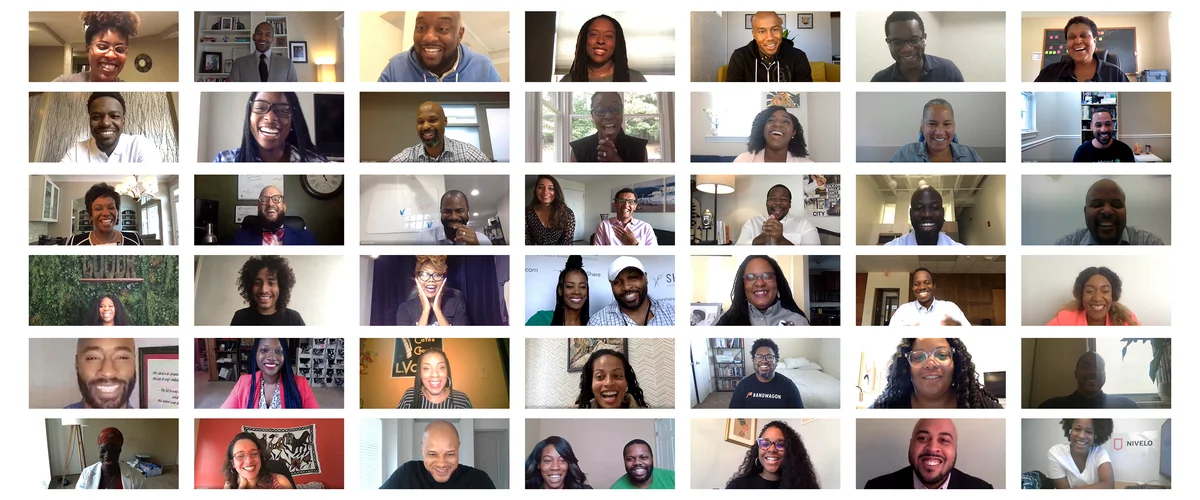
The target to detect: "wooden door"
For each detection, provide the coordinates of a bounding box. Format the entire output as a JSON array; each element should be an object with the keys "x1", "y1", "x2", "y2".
[{"x1": 992, "y1": 289, "x2": 1007, "y2": 326}]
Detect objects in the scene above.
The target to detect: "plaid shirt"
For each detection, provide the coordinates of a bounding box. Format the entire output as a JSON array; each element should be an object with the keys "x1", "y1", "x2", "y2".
[
  {"x1": 388, "y1": 137, "x2": 492, "y2": 162},
  {"x1": 587, "y1": 297, "x2": 675, "y2": 326},
  {"x1": 1054, "y1": 226, "x2": 1165, "y2": 245},
  {"x1": 212, "y1": 145, "x2": 329, "y2": 162}
]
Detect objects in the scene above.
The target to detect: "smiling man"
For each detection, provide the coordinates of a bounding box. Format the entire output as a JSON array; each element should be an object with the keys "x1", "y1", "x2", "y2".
[
  {"x1": 728, "y1": 338, "x2": 803, "y2": 409},
  {"x1": 67, "y1": 338, "x2": 137, "y2": 409},
  {"x1": 378, "y1": 11, "x2": 501, "y2": 82},
  {"x1": 230, "y1": 255, "x2": 306, "y2": 326},
  {"x1": 233, "y1": 185, "x2": 317, "y2": 245},
  {"x1": 888, "y1": 268, "x2": 970, "y2": 326},
  {"x1": 62, "y1": 92, "x2": 162, "y2": 163},
  {"x1": 736, "y1": 184, "x2": 821, "y2": 245},
  {"x1": 418, "y1": 190, "x2": 492, "y2": 245},
  {"x1": 380, "y1": 420, "x2": 496, "y2": 488},
  {"x1": 887, "y1": 186, "x2": 962, "y2": 245},
  {"x1": 870, "y1": 12, "x2": 964, "y2": 82},
  {"x1": 390, "y1": 101, "x2": 492, "y2": 162},
  {"x1": 593, "y1": 188, "x2": 658, "y2": 245},
  {"x1": 1038, "y1": 352, "x2": 1139, "y2": 409},
  {"x1": 229, "y1": 22, "x2": 298, "y2": 82},
  {"x1": 610, "y1": 439, "x2": 675, "y2": 489},
  {"x1": 1072, "y1": 108, "x2": 1135, "y2": 163},
  {"x1": 1055, "y1": 179, "x2": 1164, "y2": 245},
  {"x1": 725, "y1": 11, "x2": 812, "y2": 82},
  {"x1": 865, "y1": 419, "x2": 993, "y2": 489},
  {"x1": 587, "y1": 256, "x2": 675, "y2": 326}
]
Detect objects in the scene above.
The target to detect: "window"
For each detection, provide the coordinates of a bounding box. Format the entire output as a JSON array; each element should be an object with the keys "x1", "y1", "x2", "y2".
[
  {"x1": 881, "y1": 203, "x2": 896, "y2": 224},
  {"x1": 541, "y1": 92, "x2": 669, "y2": 162},
  {"x1": 1021, "y1": 92, "x2": 1036, "y2": 134},
  {"x1": 1094, "y1": 338, "x2": 1159, "y2": 396},
  {"x1": 139, "y1": 203, "x2": 160, "y2": 240},
  {"x1": 706, "y1": 92, "x2": 759, "y2": 140},
  {"x1": 442, "y1": 104, "x2": 482, "y2": 149},
  {"x1": 359, "y1": 418, "x2": 382, "y2": 489}
]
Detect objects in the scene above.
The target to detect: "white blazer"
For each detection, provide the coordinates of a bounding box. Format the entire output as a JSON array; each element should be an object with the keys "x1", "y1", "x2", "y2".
[{"x1": 76, "y1": 461, "x2": 146, "y2": 489}]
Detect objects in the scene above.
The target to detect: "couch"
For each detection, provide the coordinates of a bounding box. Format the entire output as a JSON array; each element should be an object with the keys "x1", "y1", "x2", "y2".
[{"x1": 718, "y1": 61, "x2": 840, "y2": 82}]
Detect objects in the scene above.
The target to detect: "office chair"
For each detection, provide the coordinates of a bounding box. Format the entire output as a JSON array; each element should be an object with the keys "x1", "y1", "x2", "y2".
[{"x1": 241, "y1": 215, "x2": 307, "y2": 233}]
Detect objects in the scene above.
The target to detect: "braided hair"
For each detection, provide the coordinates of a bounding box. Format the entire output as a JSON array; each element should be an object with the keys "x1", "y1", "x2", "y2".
[
  {"x1": 551, "y1": 255, "x2": 590, "y2": 326},
  {"x1": 871, "y1": 338, "x2": 999, "y2": 408},
  {"x1": 574, "y1": 349, "x2": 648, "y2": 408}
]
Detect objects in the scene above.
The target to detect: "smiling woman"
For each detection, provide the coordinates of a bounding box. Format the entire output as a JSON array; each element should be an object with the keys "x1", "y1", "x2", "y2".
[
  {"x1": 219, "y1": 338, "x2": 318, "y2": 409},
  {"x1": 889, "y1": 98, "x2": 983, "y2": 162},
  {"x1": 525, "y1": 436, "x2": 593, "y2": 489},
  {"x1": 63, "y1": 183, "x2": 144, "y2": 245},
  {"x1": 560, "y1": 15, "x2": 646, "y2": 82},
  {"x1": 53, "y1": 12, "x2": 140, "y2": 83},
  {"x1": 212, "y1": 92, "x2": 328, "y2": 162},
  {"x1": 735, "y1": 106, "x2": 812, "y2": 162}
]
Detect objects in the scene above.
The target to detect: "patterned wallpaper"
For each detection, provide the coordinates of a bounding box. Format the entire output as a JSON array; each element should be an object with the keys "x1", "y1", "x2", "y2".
[
  {"x1": 525, "y1": 337, "x2": 675, "y2": 409},
  {"x1": 30, "y1": 92, "x2": 180, "y2": 162}
]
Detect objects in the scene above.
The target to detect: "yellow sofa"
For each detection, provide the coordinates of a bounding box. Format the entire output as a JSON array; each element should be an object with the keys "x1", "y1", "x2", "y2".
[{"x1": 718, "y1": 61, "x2": 840, "y2": 82}]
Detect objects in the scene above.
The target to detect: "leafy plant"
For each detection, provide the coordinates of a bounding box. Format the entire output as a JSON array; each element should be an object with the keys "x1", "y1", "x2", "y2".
[
  {"x1": 1120, "y1": 338, "x2": 1171, "y2": 383},
  {"x1": 28, "y1": 255, "x2": 179, "y2": 326}
]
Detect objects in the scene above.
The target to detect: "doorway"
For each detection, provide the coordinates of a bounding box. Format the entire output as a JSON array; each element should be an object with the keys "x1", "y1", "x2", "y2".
[
  {"x1": 474, "y1": 429, "x2": 509, "y2": 489},
  {"x1": 872, "y1": 288, "x2": 900, "y2": 326}
]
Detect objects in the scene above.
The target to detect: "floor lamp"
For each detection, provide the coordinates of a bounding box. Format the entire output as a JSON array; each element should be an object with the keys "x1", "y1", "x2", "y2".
[
  {"x1": 695, "y1": 175, "x2": 736, "y2": 244},
  {"x1": 60, "y1": 418, "x2": 87, "y2": 487}
]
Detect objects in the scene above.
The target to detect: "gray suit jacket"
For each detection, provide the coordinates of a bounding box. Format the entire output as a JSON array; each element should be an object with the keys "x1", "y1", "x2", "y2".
[{"x1": 229, "y1": 51, "x2": 298, "y2": 82}]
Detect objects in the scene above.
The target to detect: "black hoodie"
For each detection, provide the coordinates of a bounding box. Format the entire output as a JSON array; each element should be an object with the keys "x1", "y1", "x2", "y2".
[{"x1": 726, "y1": 38, "x2": 813, "y2": 82}]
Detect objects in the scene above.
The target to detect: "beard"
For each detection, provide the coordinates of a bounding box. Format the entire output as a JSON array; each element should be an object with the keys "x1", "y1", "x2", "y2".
[
  {"x1": 77, "y1": 372, "x2": 136, "y2": 409},
  {"x1": 627, "y1": 463, "x2": 654, "y2": 485},
  {"x1": 259, "y1": 207, "x2": 286, "y2": 231}
]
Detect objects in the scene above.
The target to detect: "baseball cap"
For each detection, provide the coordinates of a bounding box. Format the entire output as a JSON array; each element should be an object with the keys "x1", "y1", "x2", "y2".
[{"x1": 607, "y1": 256, "x2": 646, "y2": 281}]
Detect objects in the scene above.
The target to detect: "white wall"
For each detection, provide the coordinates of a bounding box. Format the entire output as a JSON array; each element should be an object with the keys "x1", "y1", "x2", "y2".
[
  {"x1": 856, "y1": 11, "x2": 939, "y2": 81},
  {"x1": 1021, "y1": 255, "x2": 1170, "y2": 326},
  {"x1": 1021, "y1": 14, "x2": 1171, "y2": 81},
  {"x1": 359, "y1": 175, "x2": 507, "y2": 245},
  {"x1": 703, "y1": 175, "x2": 840, "y2": 241},
  {"x1": 856, "y1": 176, "x2": 884, "y2": 245},
  {"x1": 855, "y1": 336, "x2": 1010, "y2": 407},
  {"x1": 690, "y1": 418, "x2": 840, "y2": 489},
  {"x1": 856, "y1": 92, "x2": 1006, "y2": 161},
  {"x1": 524, "y1": 337, "x2": 674, "y2": 409},
  {"x1": 389, "y1": 419, "x2": 482, "y2": 467},
  {"x1": 719, "y1": 12, "x2": 835, "y2": 61},
  {"x1": 690, "y1": 255, "x2": 807, "y2": 314},
  {"x1": 856, "y1": 12, "x2": 1004, "y2": 82},
  {"x1": 359, "y1": 12, "x2": 407, "y2": 82},
  {"x1": 857, "y1": 419, "x2": 1006, "y2": 488},
  {"x1": 755, "y1": 338, "x2": 840, "y2": 380},
  {"x1": 575, "y1": 175, "x2": 676, "y2": 241},
  {"x1": 1021, "y1": 418, "x2": 1170, "y2": 484},
  {"x1": 1021, "y1": 175, "x2": 1170, "y2": 245},
  {"x1": 959, "y1": 174, "x2": 1006, "y2": 245},
  {"x1": 29, "y1": 338, "x2": 177, "y2": 409},
  {"x1": 194, "y1": 255, "x2": 349, "y2": 326},
  {"x1": 198, "y1": 92, "x2": 330, "y2": 161},
  {"x1": 524, "y1": 254, "x2": 675, "y2": 321},
  {"x1": 1023, "y1": 92, "x2": 1172, "y2": 162},
  {"x1": 526, "y1": 419, "x2": 665, "y2": 489},
  {"x1": 689, "y1": 92, "x2": 840, "y2": 162},
  {"x1": 859, "y1": 271, "x2": 910, "y2": 326}
]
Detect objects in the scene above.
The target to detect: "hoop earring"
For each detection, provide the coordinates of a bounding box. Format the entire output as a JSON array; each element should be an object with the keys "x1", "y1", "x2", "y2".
[{"x1": 755, "y1": 457, "x2": 761, "y2": 468}]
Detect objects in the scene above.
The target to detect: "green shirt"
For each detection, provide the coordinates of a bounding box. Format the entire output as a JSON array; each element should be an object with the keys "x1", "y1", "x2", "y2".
[
  {"x1": 610, "y1": 469, "x2": 675, "y2": 489},
  {"x1": 525, "y1": 310, "x2": 554, "y2": 326}
]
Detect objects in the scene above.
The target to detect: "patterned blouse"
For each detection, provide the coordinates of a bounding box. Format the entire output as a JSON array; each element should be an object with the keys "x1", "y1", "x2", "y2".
[{"x1": 525, "y1": 207, "x2": 575, "y2": 245}]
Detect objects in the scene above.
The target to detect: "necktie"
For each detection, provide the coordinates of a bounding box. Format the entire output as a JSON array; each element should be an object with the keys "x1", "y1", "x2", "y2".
[{"x1": 258, "y1": 54, "x2": 268, "y2": 82}]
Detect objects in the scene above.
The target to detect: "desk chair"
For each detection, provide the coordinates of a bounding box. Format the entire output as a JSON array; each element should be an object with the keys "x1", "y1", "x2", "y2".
[{"x1": 241, "y1": 215, "x2": 308, "y2": 233}]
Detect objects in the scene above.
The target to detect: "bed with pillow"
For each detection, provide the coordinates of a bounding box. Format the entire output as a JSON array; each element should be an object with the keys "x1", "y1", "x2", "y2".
[{"x1": 774, "y1": 356, "x2": 840, "y2": 409}]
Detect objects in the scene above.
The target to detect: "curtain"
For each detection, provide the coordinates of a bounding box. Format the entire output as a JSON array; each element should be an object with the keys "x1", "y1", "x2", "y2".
[{"x1": 369, "y1": 256, "x2": 507, "y2": 326}]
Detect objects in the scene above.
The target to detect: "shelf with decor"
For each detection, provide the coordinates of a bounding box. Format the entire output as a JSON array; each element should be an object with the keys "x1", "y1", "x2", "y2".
[
  {"x1": 194, "y1": 12, "x2": 289, "y2": 82},
  {"x1": 711, "y1": 338, "x2": 744, "y2": 392}
]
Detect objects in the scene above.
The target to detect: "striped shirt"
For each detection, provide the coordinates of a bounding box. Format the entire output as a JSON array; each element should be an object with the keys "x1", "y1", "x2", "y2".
[
  {"x1": 396, "y1": 387, "x2": 474, "y2": 409},
  {"x1": 1054, "y1": 226, "x2": 1165, "y2": 245},
  {"x1": 388, "y1": 137, "x2": 492, "y2": 162},
  {"x1": 587, "y1": 297, "x2": 676, "y2": 326}
]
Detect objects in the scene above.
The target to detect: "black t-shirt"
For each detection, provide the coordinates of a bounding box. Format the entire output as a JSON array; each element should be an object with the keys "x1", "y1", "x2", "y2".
[
  {"x1": 1073, "y1": 140, "x2": 1136, "y2": 163},
  {"x1": 396, "y1": 288, "x2": 470, "y2": 326},
  {"x1": 1038, "y1": 390, "x2": 1140, "y2": 409},
  {"x1": 380, "y1": 460, "x2": 495, "y2": 489},
  {"x1": 728, "y1": 373, "x2": 803, "y2": 409},
  {"x1": 230, "y1": 307, "x2": 306, "y2": 326},
  {"x1": 727, "y1": 474, "x2": 781, "y2": 489}
]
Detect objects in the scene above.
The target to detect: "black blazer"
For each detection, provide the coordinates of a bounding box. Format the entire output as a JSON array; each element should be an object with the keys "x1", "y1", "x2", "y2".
[{"x1": 864, "y1": 466, "x2": 993, "y2": 489}]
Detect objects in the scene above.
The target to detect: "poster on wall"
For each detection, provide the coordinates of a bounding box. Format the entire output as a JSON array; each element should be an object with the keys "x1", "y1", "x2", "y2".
[
  {"x1": 241, "y1": 424, "x2": 321, "y2": 476},
  {"x1": 803, "y1": 174, "x2": 840, "y2": 217},
  {"x1": 610, "y1": 177, "x2": 675, "y2": 213},
  {"x1": 392, "y1": 338, "x2": 444, "y2": 377},
  {"x1": 139, "y1": 346, "x2": 178, "y2": 409}
]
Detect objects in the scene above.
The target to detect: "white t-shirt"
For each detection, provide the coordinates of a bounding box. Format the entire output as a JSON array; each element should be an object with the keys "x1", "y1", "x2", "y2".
[
  {"x1": 735, "y1": 213, "x2": 821, "y2": 245},
  {"x1": 888, "y1": 299, "x2": 971, "y2": 326},
  {"x1": 1047, "y1": 442, "x2": 1111, "y2": 488}
]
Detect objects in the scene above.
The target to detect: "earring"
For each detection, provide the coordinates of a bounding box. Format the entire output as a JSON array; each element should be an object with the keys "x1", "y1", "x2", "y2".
[{"x1": 755, "y1": 457, "x2": 761, "y2": 468}]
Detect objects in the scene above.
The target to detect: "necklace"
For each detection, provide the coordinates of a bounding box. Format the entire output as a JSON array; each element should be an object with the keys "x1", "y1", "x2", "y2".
[
  {"x1": 103, "y1": 470, "x2": 119, "y2": 489},
  {"x1": 90, "y1": 229, "x2": 121, "y2": 245}
]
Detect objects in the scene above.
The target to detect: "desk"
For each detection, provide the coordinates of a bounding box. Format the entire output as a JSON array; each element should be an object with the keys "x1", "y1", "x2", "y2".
[
  {"x1": 1115, "y1": 481, "x2": 1170, "y2": 489},
  {"x1": 1135, "y1": 154, "x2": 1163, "y2": 163}
]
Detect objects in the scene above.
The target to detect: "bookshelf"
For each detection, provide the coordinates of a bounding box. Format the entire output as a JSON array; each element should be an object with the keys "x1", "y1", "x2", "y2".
[
  {"x1": 711, "y1": 338, "x2": 745, "y2": 392},
  {"x1": 1080, "y1": 91, "x2": 1118, "y2": 144},
  {"x1": 195, "y1": 12, "x2": 290, "y2": 82}
]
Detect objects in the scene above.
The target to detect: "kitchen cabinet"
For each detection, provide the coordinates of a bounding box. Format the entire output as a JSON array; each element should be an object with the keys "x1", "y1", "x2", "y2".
[{"x1": 29, "y1": 175, "x2": 60, "y2": 222}]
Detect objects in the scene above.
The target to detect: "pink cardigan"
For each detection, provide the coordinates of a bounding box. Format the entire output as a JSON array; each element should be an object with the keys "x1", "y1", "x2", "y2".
[
  {"x1": 1046, "y1": 308, "x2": 1139, "y2": 326},
  {"x1": 220, "y1": 373, "x2": 319, "y2": 409}
]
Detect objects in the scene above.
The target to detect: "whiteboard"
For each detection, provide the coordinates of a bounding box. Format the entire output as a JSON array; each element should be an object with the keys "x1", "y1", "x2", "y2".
[
  {"x1": 563, "y1": 187, "x2": 584, "y2": 242},
  {"x1": 238, "y1": 174, "x2": 285, "y2": 200},
  {"x1": 524, "y1": 254, "x2": 676, "y2": 320},
  {"x1": 365, "y1": 186, "x2": 440, "y2": 234}
]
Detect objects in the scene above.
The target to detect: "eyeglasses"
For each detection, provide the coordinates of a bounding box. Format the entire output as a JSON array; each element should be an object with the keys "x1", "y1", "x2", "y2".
[
  {"x1": 258, "y1": 195, "x2": 284, "y2": 205},
  {"x1": 615, "y1": 199, "x2": 637, "y2": 206},
  {"x1": 757, "y1": 438, "x2": 786, "y2": 450},
  {"x1": 233, "y1": 452, "x2": 260, "y2": 462},
  {"x1": 250, "y1": 100, "x2": 294, "y2": 118},
  {"x1": 418, "y1": 271, "x2": 446, "y2": 282},
  {"x1": 591, "y1": 105, "x2": 623, "y2": 117},
  {"x1": 906, "y1": 347, "x2": 955, "y2": 365},
  {"x1": 886, "y1": 36, "x2": 925, "y2": 49},
  {"x1": 743, "y1": 272, "x2": 776, "y2": 283},
  {"x1": 91, "y1": 42, "x2": 130, "y2": 55},
  {"x1": 751, "y1": 354, "x2": 777, "y2": 362}
]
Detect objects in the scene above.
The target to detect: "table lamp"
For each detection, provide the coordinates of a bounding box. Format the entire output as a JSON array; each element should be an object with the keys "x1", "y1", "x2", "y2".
[{"x1": 695, "y1": 175, "x2": 735, "y2": 244}]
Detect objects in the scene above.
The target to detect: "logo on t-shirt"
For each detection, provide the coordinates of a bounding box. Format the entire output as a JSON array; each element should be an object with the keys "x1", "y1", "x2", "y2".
[{"x1": 746, "y1": 391, "x2": 782, "y2": 400}]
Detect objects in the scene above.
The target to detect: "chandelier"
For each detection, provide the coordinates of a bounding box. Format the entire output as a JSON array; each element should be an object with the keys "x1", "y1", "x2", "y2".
[{"x1": 116, "y1": 175, "x2": 158, "y2": 203}]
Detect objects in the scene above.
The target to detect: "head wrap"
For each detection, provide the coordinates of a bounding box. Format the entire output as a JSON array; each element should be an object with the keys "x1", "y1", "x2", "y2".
[{"x1": 97, "y1": 427, "x2": 124, "y2": 447}]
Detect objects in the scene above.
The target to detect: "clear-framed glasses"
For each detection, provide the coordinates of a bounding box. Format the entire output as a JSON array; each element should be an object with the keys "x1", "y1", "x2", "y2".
[
  {"x1": 886, "y1": 36, "x2": 925, "y2": 49},
  {"x1": 233, "y1": 451, "x2": 260, "y2": 462},
  {"x1": 615, "y1": 199, "x2": 637, "y2": 206},
  {"x1": 757, "y1": 438, "x2": 786, "y2": 450},
  {"x1": 91, "y1": 42, "x2": 130, "y2": 55},
  {"x1": 751, "y1": 354, "x2": 777, "y2": 363},
  {"x1": 743, "y1": 272, "x2": 776, "y2": 283},
  {"x1": 258, "y1": 195, "x2": 284, "y2": 205},
  {"x1": 591, "y1": 105, "x2": 623, "y2": 117},
  {"x1": 250, "y1": 100, "x2": 294, "y2": 118},
  {"x1": 906, "y1": 347, "x2": 955, "y2": 365},
  {"x1": 418, "y1": 271, "x2": 446, "y2": 282}
]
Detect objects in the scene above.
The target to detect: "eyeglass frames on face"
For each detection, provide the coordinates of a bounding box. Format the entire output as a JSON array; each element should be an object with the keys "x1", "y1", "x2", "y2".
[
  {"x1": 591, "y1": 105, "x2": 623, "y2": 117},
  {"x1": 743, "y1": 272, "x2": 776, "y2": 283},
  {"x1": 418, "y1": 271, "x2": 446, "y2": 282},
  {"x1": 906, "y1": 347, "x2": 954, "y2": 365},
  {"x1": 91, "y1": 42, "x2": 129, "y2": 55},
  {"x1": 233, "y1": 452, "x2": 260, "y2": 462},
  {"x1": 250, "y1": 100, "x2": 294, "y2": 118},
  {"x1": 757, "y1": 438, "x2": 786, "y2": 450},
  {"x1": 751, "y1": 354, "x2": 777, "y2": 362},
  {"x1": 886, "y1": 36, "x2": 925, "y2": 49},
  {"x1": 258, "y1": 195, "x2": 284, "y2": 205},
  {"x1": 615, "y1": 199, "x2": 637, "y2": 206}
]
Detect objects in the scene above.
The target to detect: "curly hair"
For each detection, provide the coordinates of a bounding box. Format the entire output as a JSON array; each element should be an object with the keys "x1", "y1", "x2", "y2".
[
  {"x1": 222, "y1": 432, "x2": 272, "y2": 488},
  {"x1": 552, "y1": 255, "x2": 590, "y2": 326},
  {"x1": 726, "y1": 421, "x2": 820, "y2": 489},
  {"x1": 746, "y1": 106, "x2": 808, "y2": 158},
  {"x1": 525, "y1": 436, "x2": 589, "y2": 489},
  {"x1": 81, "y1": 12, "x2": 140, "y2": 44},
  {"x1": 871, "y1": 338, "x2": 1000, "y2": 408},
  {"x1": 85, "y1": 182, "x2": 121, "y2": 218},
  {"x1": 234, "y1": 92, "x2": 320, "y2": 162},
  {"x1": 1060, "y1": 418, "x2": 1114, "y2": 445},
  {"x1": 414, "y1": 255, "x2": 449, "y2": 277},
  {"x1": 236, "y1": 256, "x2": 296, "y2": 310},
  {"x1": 88, "y1": 294, "x2": 132, "y2": 326},
  {"x1": 716, "y1": 255, "x2": 808, "y2": 325},
  {"x1": 566, "y1": 15, "x2": 632, "y2": 82},
  {"x1": 1064, "y1": 16, "x2": 1099, "y2": 39},
  {"x1": 87, "y1": 92, "x2": 126, "y2": 113},
  {"x1": 528, "y1": 175, "x2": 572, "y2": 230},
  {"x1": 1060, "y1": 267, "x2": 1137, "y2": 326},
  {"x1": 411, "y1": 347, "x2": 453, "y2": 408},
  {"x1": 574, "y1": 349, "x2": 648, "y2": 408},
  {"x1": 750, "y1": 338, "x2": 780, "y2": 358}
]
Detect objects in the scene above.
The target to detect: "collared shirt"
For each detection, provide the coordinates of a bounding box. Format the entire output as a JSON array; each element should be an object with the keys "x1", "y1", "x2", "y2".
[
  {"x1": 733, "y1": 150, "x2": 814, "y2": 162},
  {"x1": 417, "y1": 226, "x2": 492, "y2": 245},
  {"x1": 587, "y1": 297, "x2": 676, "y2": 326},
  {"x1": 914, "y1": 471, "x2": 952, "y2": 489},
  {"x1": 889, "y1": 141, "x2": 983, "y2": 162},
  {"x1": 747, "y1": 300, "x2": 810, "y2": 326},
  {"x1": 61, "y1": 134, "x2": 162, "y2": 163},
  {"x1": 888, "y1": 299, "x2": 971, "y2": 327},
  {"x1": 593, "y1": 218, "x2": 657, "y2": 246},
  {"x1": 255, "y1": 49, "x2": 271, "y2": 71},
  {"x1": 885, "y1": 231, "x2": 963, "y2": 246},
  {"x1": 1034, "y1": 57, "x2": 1130, "y2": 82},
  {"x1": 735, "y1": 214, "x2": 821, "y2": 245},
  {"x1": 1054, "y1": 226, "x2": 1164, "y2": 245},
  {"x1": 871, "y1": 54, "x2": 964, "y2": 82},
  {"x1": 388, "y1": 137, "x2": 492, "y2": 162},
  {"x1": 212, "y1": 145, "x2": 329, "y2": 162}
]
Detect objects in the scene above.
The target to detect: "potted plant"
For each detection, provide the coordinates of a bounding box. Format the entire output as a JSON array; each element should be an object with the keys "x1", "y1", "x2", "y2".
[{"x1": 1120, "y1": 338, "x2": 1170, "y2": 402}]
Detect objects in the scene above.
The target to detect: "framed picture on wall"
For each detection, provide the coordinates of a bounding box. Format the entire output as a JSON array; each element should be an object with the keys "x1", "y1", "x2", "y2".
[
  {"x1": 290, "y1": 41, "x2": 308, "y2": 63},
  {"x1": 567, "y1": 338, "x2": 627, "y2": 372},
  {"x1": 798, "y1": 14, "x2": 814, "y2": 29},
  {"x1": 745, "y1": 14, "x2": 754, "y2": 29},
  {"x1": 138, "y1": 345, "x2": 179, "y2": 409},
  {"x1": 725, "y1": 418, "x2": 757, "y2": 448},
  {"x1": 690, "y1": 303, "x2": 722, "y2": 326}
]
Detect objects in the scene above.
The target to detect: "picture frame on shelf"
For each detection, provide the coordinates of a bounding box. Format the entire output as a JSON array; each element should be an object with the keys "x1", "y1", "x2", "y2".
[
  {"x1": 290, "y1": 41, "x2": 308, "y2": 63},
  {"x1": 219, "y1": 17, "x2": 233, "y2": 31},
  {"x1": 199, "y1": 52, "x2": 222, "y2": 73},
  {"x1": 223, "y1": 59, "x2": 234, "y2": 74}
]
